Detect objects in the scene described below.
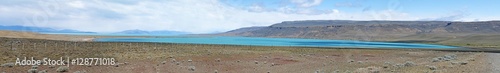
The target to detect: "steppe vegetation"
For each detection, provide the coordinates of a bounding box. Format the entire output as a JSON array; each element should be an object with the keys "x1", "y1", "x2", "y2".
[{"x1": 0, "y1": 37, "x2": 493, "y2": 73}]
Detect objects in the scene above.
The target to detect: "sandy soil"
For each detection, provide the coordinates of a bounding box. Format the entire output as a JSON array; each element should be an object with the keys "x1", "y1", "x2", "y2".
[
  {"x1": 0, "y1": 31, "x2": 498, "y2": 73},
  {"x1": 0, "y1": 37, "x2": 493, "y2": 73},
  {"x1": 487, "y1": 53, "x2": 500, "y2": 72}
]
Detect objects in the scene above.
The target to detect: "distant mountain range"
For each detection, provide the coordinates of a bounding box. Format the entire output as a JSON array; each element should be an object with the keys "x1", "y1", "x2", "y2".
[
  {"x1": 0, "y1": 25, "x2": 189, "y2": 35},
  {"x1": 113, "y1": 29, "x2": 189, "y2": 35},
  {"x1": 0, "y1": 25, "x2": 95, "y2": 33},
  {"x1": 219, "y1": 20, "x2": 500, "y2": 41}
]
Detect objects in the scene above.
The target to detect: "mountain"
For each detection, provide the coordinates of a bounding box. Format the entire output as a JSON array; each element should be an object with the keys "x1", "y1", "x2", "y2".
[
  {"x1": 0, "y1": 25, "x2": 189, "y2": 35},
  {"x1": 224, "y1": 26, "x2": 266, "y2": 34},
  {"x1": 0, "y1": 25, "x2": 95, "y2": 33},
  {"x1": 114, "y1": 29, "x2": 189, "y2": 35},
  {"x1": 218, "y1": 20, "x2": 500, "y2": 41}
]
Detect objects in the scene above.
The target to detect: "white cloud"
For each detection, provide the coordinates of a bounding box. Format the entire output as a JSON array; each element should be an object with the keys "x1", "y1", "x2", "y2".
[
  {"x1": 248, "y1": 4, "x2": 266, "y2": 12},
  {"x1": 290, "y1": 0, "x2": 323, "y2": 8},
  {"x1": 332, "y1": 9, "x2": 340, "y2": 14},
  {"x1": 67, "y1": 1, "x2": 85, "y2": 8},
  {"x1": 335, "y1": 2, "x2": 361, "y2": 7},
  {"x1": 1, "y1": 0, "x2": 472, "y2": 34}
]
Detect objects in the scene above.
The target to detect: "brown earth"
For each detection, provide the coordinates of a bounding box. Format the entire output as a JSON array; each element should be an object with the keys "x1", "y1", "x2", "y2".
[
  {"x1": 0, "y1": 30, "x2": 497, "y2": 73},
  {"x1": 0, "y1": 37, "x2": 493, "y2": 73}
]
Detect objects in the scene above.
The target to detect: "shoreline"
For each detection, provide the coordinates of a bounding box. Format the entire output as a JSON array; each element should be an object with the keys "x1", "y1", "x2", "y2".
[
  {"x1": 0, "y1": 37, "x2": 493, "y2": 73},
  {"x1": 0, "y1": 30, "x2": 498, "y2": 72}
]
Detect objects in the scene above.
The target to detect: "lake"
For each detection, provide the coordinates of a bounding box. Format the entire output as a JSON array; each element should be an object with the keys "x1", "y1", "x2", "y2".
[{"x1": 94, "y1": 36, "x2": 458, "y2": 49}]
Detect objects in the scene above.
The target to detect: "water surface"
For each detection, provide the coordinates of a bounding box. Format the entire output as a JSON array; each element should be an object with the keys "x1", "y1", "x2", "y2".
[{"x1": 95, "y1": 36, "x2": 458, "y2": 49}]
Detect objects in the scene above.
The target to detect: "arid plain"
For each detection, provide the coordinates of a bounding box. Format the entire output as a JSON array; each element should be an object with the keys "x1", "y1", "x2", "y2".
[{"x1": 0, "y1": 31, "x2": 499, "y2": 73}]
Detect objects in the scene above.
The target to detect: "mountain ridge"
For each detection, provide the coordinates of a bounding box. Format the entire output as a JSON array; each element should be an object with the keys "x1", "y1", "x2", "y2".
[
  {"x1": 219, "y1": 20, "x2": 500, "y2": 41},
  {"x1": 0, "y1": 25, "x2": 95, "y2": 33},
  {"x1": 114, "y1": 29, "x2": 190, "y2": 35},
  {"x1": 0, "y1": 25, "x2": 190, "y2": 35}
]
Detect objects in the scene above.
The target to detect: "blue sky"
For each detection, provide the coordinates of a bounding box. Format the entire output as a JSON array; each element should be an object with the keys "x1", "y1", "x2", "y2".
[{"x1": 0, "y1": 0, "x2": 499, "y2": 33}]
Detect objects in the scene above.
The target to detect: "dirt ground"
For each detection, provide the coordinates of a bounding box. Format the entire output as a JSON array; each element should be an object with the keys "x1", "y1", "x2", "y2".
[{"x1": 0, "y1": 37, "x2": 495, "y2": 73}]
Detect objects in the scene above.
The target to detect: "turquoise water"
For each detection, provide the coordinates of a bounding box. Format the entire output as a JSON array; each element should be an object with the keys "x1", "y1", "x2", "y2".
[{"x1": 94, "y1": 36, "x2": 458, "y2": 49}]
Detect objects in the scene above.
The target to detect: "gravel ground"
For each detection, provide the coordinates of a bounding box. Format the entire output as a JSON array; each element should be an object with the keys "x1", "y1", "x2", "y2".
[{"x1": 488, "y1": 53, "x2": 500, "y2": 73}]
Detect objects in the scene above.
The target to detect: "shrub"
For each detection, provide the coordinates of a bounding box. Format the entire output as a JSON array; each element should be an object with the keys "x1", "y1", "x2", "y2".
[
  {"x1": 432, "y1": 54, "x2": 457, "y2": 62},
  {"x1": 393, "y1": 64, "x2": 404, "y2": 68},
  {"x1": 161, "y1": 61, "x2": 167, "y2": 64},
  {"x1": 354, "y1": 66, "x2": 381, "y2": 73},
  {"x1": 27, "y1": 69, "x2": 37, "y2": 73},
  {"x1": 0, "y1": 63, "x2": 14, "y2": 67},
  {"x1": 404, "y1": 61, "x2": 416, "y2": 67},
  {"x1": 32, "y1": 65, "x2": 38, "y2": 69},
  {"x1": 467, "y1": 58, "x2": 475, "y2": 61},
  {"x1": 384, "y1": 62, "x2": 392, "y2": 65},
  {"x1": 427, "y1": 66, "x2": 437, "y2": 70},
  {"x1": 172, "y1": 59, "x2": 177, "y2": 62},
  {"x1": 56, "y1": 66, "x2": 69, "y2": 72},
  {"x1": 432, "y1": 57, "x2": 441, "y2": 62},
  {"x1": 254, "y1": 61, "x2": 259, "y2": 64},
  {"x1": 38, "y1": 70, "x2": 47, "y2": 73},
  {"x1": 443, "y1": 54, "x2": 457, "y2": 61},
  {"x1": 460, "y1": 61, "x2": 468, "y2": 65},
  {"x1": 348, "y1": 60, "x2": 354, "y2": 63},
  {"x1": 188, "y1": 66, "x2": 196, "y2": 71},
  {"x1": 48, "y1": 65, "x2": 55, "y2": 68},
  {"x1": 188, "y1": 59, "x2": 192, "y2": 62},
  {"x1": 451, "y1": 62, "x2": 459, "y2": 65},
  {"x1": 73, "y1": 71, "x2": 86, "y2": 73},
  {"x1": 215, "y1": 58, "x2": 221, "y2": 62}
]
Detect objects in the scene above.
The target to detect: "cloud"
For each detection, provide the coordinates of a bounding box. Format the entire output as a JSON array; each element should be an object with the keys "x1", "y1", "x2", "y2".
[
  {"x1": 0, "y1": 0, "x2": 423, "y2": 33},
  {"x1": 290, "y1": 0, "x2": 323, "y2": 8},
  {"x1": 67, "y1": 1, "x2": 85, "y2": 8},
  {"x1": 248, "y1": 3, "x2": 266, "y2": 12},
  {"x1": 335, "y1": 2, "x2": 362, "y2": 7},
  {"x1": 332, "y1": 9, "x2": 340, "y2": 13}
]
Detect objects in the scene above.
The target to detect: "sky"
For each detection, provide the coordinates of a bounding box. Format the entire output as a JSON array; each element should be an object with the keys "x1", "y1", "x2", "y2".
[{"x1": 0, "y1": 0, "x2": 499, "y2": 33}]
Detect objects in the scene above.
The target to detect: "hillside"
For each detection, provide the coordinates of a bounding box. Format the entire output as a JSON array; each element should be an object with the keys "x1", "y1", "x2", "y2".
[
  {"x1": 219, "y1": 20, "x2": 500, "y2": 49},
  {"x1": 115, "y1": 29, "x2": 189, "y2": 35},
  {"x1": 222, "y1": 20, "x2": 499, "y2": 39}
]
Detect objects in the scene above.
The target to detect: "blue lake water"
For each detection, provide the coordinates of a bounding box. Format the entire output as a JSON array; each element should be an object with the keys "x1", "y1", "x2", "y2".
[{"x1": 94, "y1": 36, "x2": 458, "y2": 49}]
